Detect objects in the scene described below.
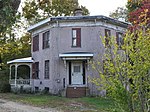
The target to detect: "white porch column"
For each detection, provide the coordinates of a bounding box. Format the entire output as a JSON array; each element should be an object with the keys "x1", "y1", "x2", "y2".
[
  {"x1": 87, "y1": 59, "x2": 90, "y2": 71},
  {"x1": 9, "y1": 65, "x2": 12, "y2": 83},
  {"x1": 63, "y1": 58, "x2": 67, "y2": 69},
  {"x1": 14, "y1": 64, "x2": 18, "y2": 87},
  {"x1": 29, "y1": 64, "x2": 32, "y2": 86}
]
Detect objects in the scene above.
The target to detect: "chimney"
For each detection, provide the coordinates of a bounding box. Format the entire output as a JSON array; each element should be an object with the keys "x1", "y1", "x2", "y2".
[{"x1": 74, "y1": 8, "x2": 83, "y2": 16}]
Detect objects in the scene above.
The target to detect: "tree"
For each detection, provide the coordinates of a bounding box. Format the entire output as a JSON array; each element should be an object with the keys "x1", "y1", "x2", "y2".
[
  {"x1": 96, "y1": 0, "x2": 150, "y2": 108},
  {"x1": 94, "y1": 2, "x2": 150, "y2": 109},
  {"x1": 127, "y1": 0, "x2": 143, "y2": 13},
  {"x1": 109, "y1": 7, "x2": 128, "y2": 22},
  {"x1": 0, "y1": 0, "x2": 21, "y2": 71},
  {"x1": 22, "y1": 0, "x2": 89, "y2": 24},
  {"x1": 127, "y1": 0, "x2": 150, "y2": 30},
  {"x1": 91, "y1": 28, "x2": 150, "y2": 112},
  {"x1": 1, "y1": 33, "x2": 31, "y2": 67},
  {"x1": 0, "y1": 0, "x2": 20, "y2": 38},
  {"x1": 110, "y1": 0, "x2": 150, "y2": 30}
]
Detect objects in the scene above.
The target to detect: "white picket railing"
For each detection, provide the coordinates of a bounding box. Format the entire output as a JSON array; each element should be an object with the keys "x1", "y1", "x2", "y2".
[{"x1": 9, "y1": 79, "x2": 30, "y2": 85}]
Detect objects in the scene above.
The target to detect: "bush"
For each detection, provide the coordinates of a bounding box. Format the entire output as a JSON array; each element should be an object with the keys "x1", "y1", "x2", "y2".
[
  {"x1": 0, "y1": 82, "x2": 11, "y2": 93},
  {"x1": 11, "y1": 85, "x2": 32, "y2": 94},
  {"x1": 0, "y1": 70, "x2": 9, "y2": 81}
]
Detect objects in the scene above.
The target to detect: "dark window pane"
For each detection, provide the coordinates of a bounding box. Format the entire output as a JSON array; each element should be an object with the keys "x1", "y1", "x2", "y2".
[
  {"x1": 33, "y1": 35, "x2": 39, "y2": 52},
  {"x1": 105, "y1": 29, "x2": 111, "y2": 47},
  {"x1": 116, "y1": 32, "x2": 124, "y2": 49},
  {"x1": 43, "y1": 31, "x2": 50, "y2": 49},
  {"x1": 44, "y1": 60, "x2": 49, "y2": 79},
  {"x1": 32, "y1": 62, "x2": 39, "y2": 79},
  {"x1": 74, "y1": 66, "x2": 80, "y2": 73},
  {"x1": 72, "y1": 28, "x2": 81, "y2": 47}
]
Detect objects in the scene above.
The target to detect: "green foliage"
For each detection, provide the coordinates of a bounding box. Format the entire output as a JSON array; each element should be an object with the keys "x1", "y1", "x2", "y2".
[
  {"x1": 127, "y1": 0, "x2": 150, "y2": 29},
  {"x1": 1, "y1": 33, "x2": 31, "y2": 65},
  {"x1": 22, "y1": 0, "x2": 89, "y2": 24},
  {"x1": 0, "y1": 33, "x2": 31, "y2": 82},
  {"x1": 0, "y1": 82, "x2": 11, "y2": 93},
  {"x1": 0, "y1": 0, "x2": 22, "y2": 75},
  {"x1": 0, "y1": 69, "x2": 9, "y2": 79},
  {"x1": 91, "y1": 28, "x2": 150, "y2": 112},
  {"x1": 0, "y1": 0, "x2": 20, "y2": 37},
  {"x1": 127, "y1": 0, "x2": 143, "y2": 13}
]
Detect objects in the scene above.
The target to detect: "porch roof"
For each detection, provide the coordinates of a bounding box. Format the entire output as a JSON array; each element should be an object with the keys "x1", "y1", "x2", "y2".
[
  {"x1": 59, "y1": 52, "x2": 93, "y2": 60},
  {"x1": 7, "y1": 57, "x2": 33, "y2": 64}
]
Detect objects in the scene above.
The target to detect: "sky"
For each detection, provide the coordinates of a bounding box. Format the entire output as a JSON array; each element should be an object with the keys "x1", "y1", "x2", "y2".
[
  {"x1": 20, "y1": 0, "x2": 127, "y2": 17},
  {"x1": 16, "y1": 0, "x2": 127, "y2": 37},
  {"x1": 78, "y1": 0, "x2": 127, "y2": 16}
]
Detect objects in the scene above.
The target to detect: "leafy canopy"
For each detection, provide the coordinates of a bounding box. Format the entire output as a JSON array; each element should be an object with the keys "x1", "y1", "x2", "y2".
[
  {"x1": 127, "y1": 0, "x2": 150, "y2": 30},
  {"x1": 0, "y1": 0, "x2": 20, "y2": 37},
  {"x1": 23, "y1": 0, "x2": 89, "y2": 24}
]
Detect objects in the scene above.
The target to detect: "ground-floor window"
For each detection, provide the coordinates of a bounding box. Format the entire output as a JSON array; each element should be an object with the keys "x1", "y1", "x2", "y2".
[
  {"x1": 35, "y1": 87, "x2": 39, "y2": 92},
  {"x1": 44, "y1": 60, "x2": 49, "y2": 79},
  {"x1": 44, "y1": 87, "x2": 49, "y2": 93}
]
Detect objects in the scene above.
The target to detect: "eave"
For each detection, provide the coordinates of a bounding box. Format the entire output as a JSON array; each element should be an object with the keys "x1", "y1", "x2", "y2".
[{"x1": 27, "y1": 15, "x2": 130, "y2": 32}]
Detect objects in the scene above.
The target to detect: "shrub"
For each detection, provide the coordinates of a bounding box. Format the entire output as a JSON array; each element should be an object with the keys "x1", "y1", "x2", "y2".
[{"x1": 0, "y1": 81, "x2": 11, "y2": 93}]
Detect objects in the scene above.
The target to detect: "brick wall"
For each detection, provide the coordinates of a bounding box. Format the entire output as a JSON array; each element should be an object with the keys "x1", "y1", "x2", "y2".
[{"x1": 66, "y1": 87, "x2": 89, "y2": 98}]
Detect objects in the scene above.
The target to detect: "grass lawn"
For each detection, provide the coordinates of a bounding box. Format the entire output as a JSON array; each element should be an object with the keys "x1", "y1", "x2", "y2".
[{"x1": 0, "y1": 93, "x2": 119, "y2": 112}]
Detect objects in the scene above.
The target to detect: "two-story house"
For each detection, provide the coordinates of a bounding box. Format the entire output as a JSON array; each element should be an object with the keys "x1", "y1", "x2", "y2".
[{"x1": 26, "y1": 9, "x2": 129, "y2": 97}]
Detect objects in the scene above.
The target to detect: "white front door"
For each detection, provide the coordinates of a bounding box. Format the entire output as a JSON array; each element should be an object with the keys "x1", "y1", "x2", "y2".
[{"x1": 71, "y1": 62, "x2": 83, "y2": 85}]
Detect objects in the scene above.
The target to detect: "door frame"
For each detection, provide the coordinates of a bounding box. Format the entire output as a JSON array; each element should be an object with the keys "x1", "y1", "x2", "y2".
[
  {"x1": 71, "y1": 62, "x2": 83, "y2": 85},
  {"x1": 68, "y1": 61, "x2": 86, "y2": 86}
]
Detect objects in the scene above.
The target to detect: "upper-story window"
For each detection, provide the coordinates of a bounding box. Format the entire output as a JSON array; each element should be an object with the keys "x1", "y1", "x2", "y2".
[
  {"x1": 72, "y1": 28, "x2": 81, "y2": 47},
  {"x1": 44, "y1": 60, "x2": 49, "y2": 79},
  {"x1": 105, "y1": 29, "x2": 111, "y2": 47},
  {"x1": 33, "y1": 35, "x2": 39, "y2": 52},
  {"x1": 43, "y1": 31, "x2": 50, "y2": 49},
  {"x1": 116, "y1": 32, "x2": 124, "y2": 49}
]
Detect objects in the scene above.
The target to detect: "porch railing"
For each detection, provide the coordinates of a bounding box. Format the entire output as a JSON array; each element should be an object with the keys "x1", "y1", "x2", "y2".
[{"x1": 9, "y1": 79, "x2": 31, "y2": 85}]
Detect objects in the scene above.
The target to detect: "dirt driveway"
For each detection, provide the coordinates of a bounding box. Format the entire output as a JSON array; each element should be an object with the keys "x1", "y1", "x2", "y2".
[{"x1": 0, "y1": 99, "x2": 62, "y2": 112}]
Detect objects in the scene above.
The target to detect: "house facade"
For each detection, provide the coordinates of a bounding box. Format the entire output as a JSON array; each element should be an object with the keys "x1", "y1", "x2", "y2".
[{"x1": 28, "y1": 11, "x2": 128, "y2": 97}]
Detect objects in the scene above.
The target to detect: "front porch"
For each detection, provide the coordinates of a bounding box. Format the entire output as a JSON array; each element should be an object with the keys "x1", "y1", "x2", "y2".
[
  {"x1": 7, "y1": 57, "x2": 33, "y2": 89},
  {"x1": 59, "y1": 52, "x2": 93, "y2": 98}
]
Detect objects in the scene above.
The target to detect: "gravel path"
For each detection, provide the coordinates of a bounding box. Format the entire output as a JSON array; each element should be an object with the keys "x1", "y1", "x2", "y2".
[{"x1": 0, "y1": 99, "x2": 62, "y2": 112}]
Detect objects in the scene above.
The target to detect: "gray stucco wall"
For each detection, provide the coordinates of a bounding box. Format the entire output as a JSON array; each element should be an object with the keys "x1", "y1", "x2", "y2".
[{"x1": 31, "y1": 20, "x2": 126, "y2": 95}]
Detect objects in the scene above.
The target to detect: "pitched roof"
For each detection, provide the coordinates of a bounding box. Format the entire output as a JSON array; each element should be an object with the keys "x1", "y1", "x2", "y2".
[{"x1": 7, "y1": 57, "x2": 33, "y2": 64}]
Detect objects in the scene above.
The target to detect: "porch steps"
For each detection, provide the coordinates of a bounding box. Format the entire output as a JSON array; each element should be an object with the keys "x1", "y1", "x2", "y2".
[{"x1": 66, "y1": 87, "x2": 89, "y2": 98}]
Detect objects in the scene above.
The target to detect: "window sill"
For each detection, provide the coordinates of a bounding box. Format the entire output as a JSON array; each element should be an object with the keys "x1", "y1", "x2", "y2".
[
  {"x1": 42, "y1": 47, "x2": 50, "y2": 50},
  {"x1": 33, "y1": 50, "x2": 39, "y2": 52},
  {"x1": 71, "y1": 46, "x2": 81, "y2": 48},
  {"x1": 68, "y1": 85, "x2": 87, "y2": 87}
]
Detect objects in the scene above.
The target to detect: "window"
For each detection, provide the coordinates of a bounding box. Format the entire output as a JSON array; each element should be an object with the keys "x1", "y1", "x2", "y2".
[
  {"x1": 44, "y1": 60, "x2": 49, "y2": 79},
  {"x1": 74, "y1": 66, "x2": 80, "y2": 73},
  {"x1": 33, "y1": 35, "x2": 39, "y2": 52},
  {"x1": 43, "y1": 31, "x2": 50, "y2": 49},
  {"x1": 63, "y1": 78, "x2": 65, "y2": 88},
  {"x1": 105, "y1": 29, "x2": 111, "y2": 47},
  {"x1": 32, "y1": 62, "x2": 39, "y2": 79},
  {"x1": 35, "y1": 87, "x2": 39, "y2": 93},
  {"x1": 72, "y1": 28, "x2": 81, "y2": 47},
  {"x1": 44, "y1": 87, "x2": 49, "y2": 93},
  {"x1": 116, "y1": 32, "x2": 124, "y2": 49}
]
